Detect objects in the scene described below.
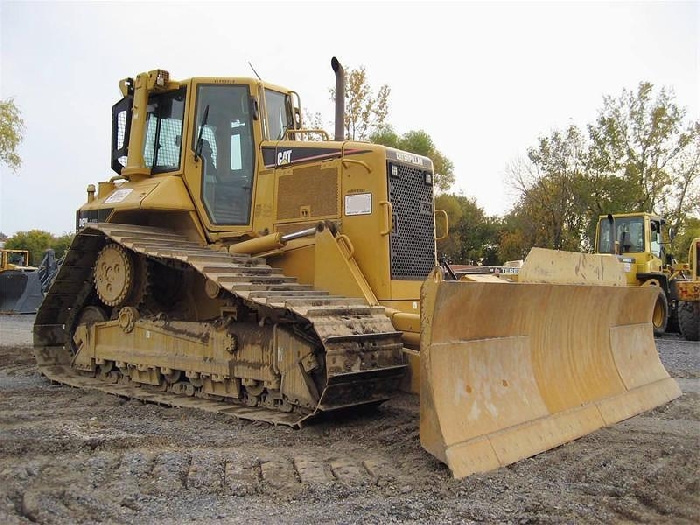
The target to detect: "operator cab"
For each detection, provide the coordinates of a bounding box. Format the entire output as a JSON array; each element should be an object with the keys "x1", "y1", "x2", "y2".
[
  {"x1": 597, "y1": 214, "x2": 665, "y2": 259},
  {"x1": 110, "y1": 70, "x2": 300, "y2": 232}
]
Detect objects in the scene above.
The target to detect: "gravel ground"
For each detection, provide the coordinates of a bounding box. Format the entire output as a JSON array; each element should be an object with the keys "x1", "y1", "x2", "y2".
[{"x1": 0, "y1": 314, "x2": 698, "y2": 524}]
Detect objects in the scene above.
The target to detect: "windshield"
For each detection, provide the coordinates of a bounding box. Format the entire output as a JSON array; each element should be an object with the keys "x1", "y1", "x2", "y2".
[
  {"x1": 143, "y1": 88, "x2": 186, "y2": 173},
  {"x1": 194, "y1": 84, "x2": 255, "y2": 225},
  {"x1": 599, "y1": 216, "x2": 645, "y2": 254},
  {"x1": 6, "y1": 252, "x2": 28, "y2": 265}
]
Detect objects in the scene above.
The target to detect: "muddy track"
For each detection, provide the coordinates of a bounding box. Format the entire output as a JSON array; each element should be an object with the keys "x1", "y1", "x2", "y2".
[
  {"x1": 34, "y1": 223, "x2": 405, "y2": 426},
  {"x1": 1, "y1": 319, "x2": 699, "y2": 524}
]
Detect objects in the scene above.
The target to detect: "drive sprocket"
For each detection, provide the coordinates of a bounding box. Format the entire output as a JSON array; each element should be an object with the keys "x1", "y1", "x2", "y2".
[{"x1": 94, "y1": 243, "x2": 145, "y2": 308}]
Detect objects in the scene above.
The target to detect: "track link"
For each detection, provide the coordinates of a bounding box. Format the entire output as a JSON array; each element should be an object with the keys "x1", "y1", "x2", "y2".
[{"x1": 34, "y1": 223, "x2": 406, "y2": 426}]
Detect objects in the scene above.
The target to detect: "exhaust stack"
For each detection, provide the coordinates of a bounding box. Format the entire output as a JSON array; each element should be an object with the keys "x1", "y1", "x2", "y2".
[{"x1": 331, "y1": 56, "x2": 344, "y2": 141}]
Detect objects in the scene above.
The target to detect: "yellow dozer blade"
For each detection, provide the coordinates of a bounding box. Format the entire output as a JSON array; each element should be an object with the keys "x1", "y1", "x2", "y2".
[{"x1": 420, "y1": 248, "x2": 681, "y2": 479}]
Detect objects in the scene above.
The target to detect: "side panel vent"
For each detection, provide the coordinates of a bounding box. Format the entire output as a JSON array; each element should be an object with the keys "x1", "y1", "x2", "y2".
[{"x1": 277, "y1": 165, "x2": 339, "y2": 220}]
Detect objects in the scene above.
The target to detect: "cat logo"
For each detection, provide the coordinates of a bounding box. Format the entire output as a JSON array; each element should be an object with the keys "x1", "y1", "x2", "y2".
[
  {"x1": 396, "y1": 151, "x2": 423, "y2": 166},
  {"x1": 277, "y1": 149, "x2": 292, "y2": 166}
]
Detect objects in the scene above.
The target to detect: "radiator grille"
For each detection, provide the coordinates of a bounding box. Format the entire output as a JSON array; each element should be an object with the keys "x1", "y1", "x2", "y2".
[{"x1": 387, "y1": 162, "x2": 435, "y2": 279}]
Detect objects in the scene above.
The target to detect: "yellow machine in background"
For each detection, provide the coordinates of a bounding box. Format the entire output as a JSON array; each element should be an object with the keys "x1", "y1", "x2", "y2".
[
  {"x1": 594, "y1": 212, "x2": 688, "y2": 335},
  {"x1": 678, "y1": 238, "x2": 699, "y2": 341},
  {"x1": 1, "y1": 249, "x2": 33, "y2": 272},
  {"x1": 0, "y1": 249, "x2": 43, "y2": 313},
  {"x1": 34, "y1": 59, "x2": 680, "y2": 479}
]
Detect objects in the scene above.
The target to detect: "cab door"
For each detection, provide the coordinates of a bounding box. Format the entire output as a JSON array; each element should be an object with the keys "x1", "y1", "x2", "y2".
[{"x1": 182, "y1": 81, "x2": 260, "y2": 236}]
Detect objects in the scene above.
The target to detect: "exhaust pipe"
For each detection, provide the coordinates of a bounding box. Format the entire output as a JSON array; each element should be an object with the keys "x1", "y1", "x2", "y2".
[{"x1": 331, "y1": 56, "x2": 345, "y2": 141}]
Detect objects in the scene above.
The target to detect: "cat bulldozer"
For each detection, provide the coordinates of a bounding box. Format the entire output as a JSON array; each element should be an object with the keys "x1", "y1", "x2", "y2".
[
  {"x1": 678, "y1": 238, "x2": 700, "y2": 341},
  {"x1": 34, "y1": 59, "x2": 680, "y2": 479},
  {"x1": 0, "y1": 249, "x2": 43, "y2": 314},
  {"x1": 594, "y1": 213, "x2": 688, "y2": 335}
]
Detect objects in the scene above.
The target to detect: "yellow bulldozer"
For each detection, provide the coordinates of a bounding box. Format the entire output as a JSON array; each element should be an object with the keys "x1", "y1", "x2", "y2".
[
  {"x1": 678, "y1": 238, "x2": 699, "y2": 341},
  {"x1": 34, "y1": 59, "x2": 680, "y2": 479}
]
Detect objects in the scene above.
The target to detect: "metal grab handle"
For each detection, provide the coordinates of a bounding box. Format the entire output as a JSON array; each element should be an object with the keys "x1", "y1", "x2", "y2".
[
  {"x1": 435, "y1": 209, "x2": 449, "y2": 241},
  {"x1": 336, "y1": 234, "x2": 355, "y2": 257},
  {"x1": 286, "y1": 129, "x2": 330, "y2": 140},
  {"x1": 342, "y1": 158, "x2": 372, "y2": 173},
  {"x1": 379, "y1": 201, "x2": 393, "y2": 236}
]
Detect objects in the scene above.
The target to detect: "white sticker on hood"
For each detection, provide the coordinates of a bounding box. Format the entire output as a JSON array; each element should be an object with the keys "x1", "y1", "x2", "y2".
[
  {"x1": 104, "y1": 188, "x2": 134, "y2": 204},
  {"x1": 345, "y1": 193, "x2": 372, "y2": 216}
]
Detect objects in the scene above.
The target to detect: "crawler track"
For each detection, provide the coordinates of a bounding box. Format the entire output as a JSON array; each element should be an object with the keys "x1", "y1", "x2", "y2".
[{"x1": 33, "y1": 223, "x2": 406, "y2": 426}]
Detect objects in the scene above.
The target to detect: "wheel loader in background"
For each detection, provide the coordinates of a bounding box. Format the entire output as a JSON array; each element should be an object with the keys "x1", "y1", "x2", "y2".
[
  {"x1": 34, "y1": 58, "x2": 680, "y2": 479},
  {"x1": 678, "y1": 238, "x2": 700, "y2": 341},
  {"x1": 0, "y1": 249, "x2": 43, "y2": 313},
  {"x1": 594, "y1": 213, "x2": 688, "y2": 335}
]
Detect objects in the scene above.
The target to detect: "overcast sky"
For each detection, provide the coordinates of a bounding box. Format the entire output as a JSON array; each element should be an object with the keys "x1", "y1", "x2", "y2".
[{"x1": 1, "y1": 0, "x2": 698, "y2": 236}]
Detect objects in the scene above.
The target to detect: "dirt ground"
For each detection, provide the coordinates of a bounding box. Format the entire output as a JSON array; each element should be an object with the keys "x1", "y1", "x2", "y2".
[{"x1": 0, "y1": 314, "x2": 698, "y2": 524}]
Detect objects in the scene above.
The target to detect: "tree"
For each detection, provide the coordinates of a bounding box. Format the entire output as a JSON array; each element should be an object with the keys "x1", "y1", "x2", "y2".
[
  {"x1": 507, "y1": 125, "x2": 591, "y2": 251},
  {"x1": 371, "y1": 127, "x2": 455, "y2": 192},
  {"x1": 434, "y1": 193, "x2": 501, "y2": 264},
  {"x1": 662, "y1": 123, "x2": 700, "y2": 228},
  {"x1": 368, "y1": 126, "x2": 400, "y2": 149},
  {"x1": 4, "y1": 230, "x2": 74, "y2": 265},
  {"x1": 300, "y1": 108, "x2": 327, "y2": 141},
  {"x1": 434, "y1": 194, "x2": 464, "y2": 261},
  {"x1": 331, "y1": 66, "x2": 390, "y2": 141},
  {"x1": 327, "y1": 65, "x2": 456, "y2": 191},
  {"x1": 497, "y1": 214, "x2": 529, "y2": 263},
  {"x1": 0, "y1": 98, "x2": 25, "y2": 172},
  {"x1": 51, "y1": 233, "x2": 75, "y2": 260},
  {"x1": 508, "y1": 82, "x2": 699, "y2": 254},
  {"x1": 588, "y1": 82, "x2": 699, "y2": 234},
  {"x1": 672, "y1": 216, "x2": 700, "y2": 262}
]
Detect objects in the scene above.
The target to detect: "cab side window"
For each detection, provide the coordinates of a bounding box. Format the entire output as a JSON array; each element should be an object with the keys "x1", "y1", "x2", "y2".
[
  {"x1": 265, "y1": 89, "x2": 290, "y2": 140},
  {"x1": 143, "y1": 88, "x2": 186, "y2": 172}
]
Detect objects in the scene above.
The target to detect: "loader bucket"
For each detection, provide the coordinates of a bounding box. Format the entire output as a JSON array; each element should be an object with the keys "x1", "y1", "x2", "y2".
[
  {"x1": 420, "y1": 249, "x2": 681, "y2": 479},
  {"x1": 0, "y1": 271, "x2": 44, "y2": 314}
]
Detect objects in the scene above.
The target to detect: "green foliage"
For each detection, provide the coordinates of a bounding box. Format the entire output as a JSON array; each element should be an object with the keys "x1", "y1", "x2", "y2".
[
  {"x1": 369, "y1": 126, "x2": 474, "y2": 259},
  {"x1": 588, "y1": 82, "x2": 699, "y2": 234},
  {"x1": 672, "y1": 217, "x2": 700, "y2": 262},
  {"x1": 4, "y1": 230, "x2": 74, "y2": 264},
  {"x1": 371, "y1": 127, "x2": 455, "y2": 192},
  {"x1": 497, "y1": 213, "x2": 530, "y2": 262},
  {"x1": 434, "y1": 194, "x2": 464, "y2": 260},
  {"x1": 369, "y1": 126, "x2": 400, "y2": 149},
  {"x1": 51, "y1": 234, "x2": 75, "y2": 260},
  {"x1": 0, "y1": 98, "x2": 25, "y2": 172},
  {"x1": 521, "y1": 125, "x2": 591, "y2": 251},
  {"x1": 331, "y1": 66, "x2": 390, "y2": 141},
  {"x1": 434, "y1": 194, "x2": 501, "y2": 264},
  {"x1": 508, "y1": 82, "x2": 699, "y2": 253}
]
